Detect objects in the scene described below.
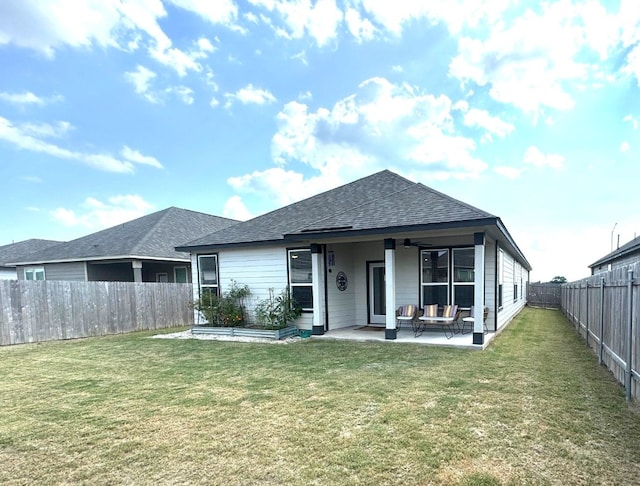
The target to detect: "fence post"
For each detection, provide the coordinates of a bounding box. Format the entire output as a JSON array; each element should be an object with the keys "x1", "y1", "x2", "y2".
[
  {"x1": 625, "y1": 269, "x2": 634, "y2": 401},
  {"x1": 577, "y1": 282, "x2": 581, "y2": 334},
  {"x1": 599, "y1": 277, "x2": 605, "y2": 366},
  {"x1": 585, "y1": 281, "x2": 589, "y2": 347}
]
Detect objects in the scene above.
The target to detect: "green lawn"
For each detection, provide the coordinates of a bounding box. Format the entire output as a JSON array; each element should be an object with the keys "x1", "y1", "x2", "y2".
[{"x1": 1, "y1": 307, "x2": 639, "y2": 485}]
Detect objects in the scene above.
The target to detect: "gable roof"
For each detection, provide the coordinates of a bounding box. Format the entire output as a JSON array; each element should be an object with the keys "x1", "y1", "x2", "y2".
[
  {"x1": 11, "y1": 207, "x2": 238, "y2": 265},
  {"x1": 0, "y1": 239, "x2": 62, "y2": 268},
  {"x1": 179, "y1": 170, "x2": 496, "y2": 249},
  {"x1": 589, "y1": 235, "x2": 640, "y2": 268}
]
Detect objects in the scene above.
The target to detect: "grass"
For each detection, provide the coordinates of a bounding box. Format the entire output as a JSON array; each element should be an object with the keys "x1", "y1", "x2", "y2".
[{"x1": 1, "y1": 307, "x2": 639, "y2": 485}]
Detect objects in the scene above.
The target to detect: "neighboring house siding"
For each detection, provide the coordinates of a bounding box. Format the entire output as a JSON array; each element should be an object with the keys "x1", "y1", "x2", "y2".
[
  {"x1": 612, "y1": 253, "x2": 640, "y2": 269},
  {"x1": 44, "y1": 262, "x2": 87, "y2": 281},
  {"x1": 0, "y1": 268, "x2": 16, "y2": 280}
]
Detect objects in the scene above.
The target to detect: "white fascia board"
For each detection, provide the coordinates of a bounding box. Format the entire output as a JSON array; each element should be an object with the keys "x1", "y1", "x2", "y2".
[{"x1": 10, "y1": 255, "x2": 190, "y2": 265}]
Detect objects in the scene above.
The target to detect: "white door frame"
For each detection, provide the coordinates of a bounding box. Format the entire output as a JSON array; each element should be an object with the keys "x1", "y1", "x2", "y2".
[{"x1": 368, "y1": 261, "x2": 386, "y2": 324}]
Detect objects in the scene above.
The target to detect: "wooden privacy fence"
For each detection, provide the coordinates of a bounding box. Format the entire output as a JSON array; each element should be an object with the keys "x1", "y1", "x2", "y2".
[
  {"x1": 527, "y1": 282, "x2": 562, "y2": 308},
  {"x1": 561, "y1": 262, "x2": 639, "y2": 402},
  {"x1": 0, "y1": 280, "x2": 194, "y2": 346}
]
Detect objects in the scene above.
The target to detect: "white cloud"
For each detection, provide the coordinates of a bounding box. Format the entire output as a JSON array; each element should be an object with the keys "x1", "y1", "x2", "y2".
[
  {"x1": 50, "y1": 195, "x2": 154, "y2": 230},
  {"x1": 271, "y1": 77, "x2": 486, "y2": 178},
  {"x1": 623, "y1": 114, "x2": 639, "y2": 129},
  {"x1": 224, "y1": 84, "x2": 276, "y2": 108},
  {"x1": 0, "y1": 0, "x2": 123, "y2": 57},
  {"x1": 250, "y1": 0, "x2": 343, "y2": 47},
  {"x1": 449, "y1": 3, "x2": 597, "y2": 114},
  {"x1": 19, "y1": 120, "x2": 72, "y2": 139},
  {"x1": 523, "y1": 146, "x2": 564, "y2": 170},
  {"x1": 359, "y1": 0, "x2": 510, "y2": 36},
  {"x1": 167, "y1": 85, "x2": 195, "y2": 104},
  {"x1": 620, "y1": 141, "x2": 631, "y2": 153},
  {"x1": 229, "y1": 77, "x2": 489, "y2": 211},
  {"x1": 0, "y1": 116, "x2": 162, "y2": 174},
  {"x1": 222, "y1": 195, "x2": 254, "y2": 221},
  {"x1": 623, "y1": 44, "x2": 640, "y2": 86},
  {"x1": 462, "y1": 108, "x2": 514, "y2": 140},
  {"x1": 228, "y1": 167, "x2": 335, "y2": 206},
  {"x1": 345, "y1": 7, "x2": 376, "y2": 42},
  {"x1": 124, "y1": 65, "x2": 158, "y2": 103},
  {"x1": 494, "y1": 166, "x2": 525, "y2": 179},
  {"x1": 167, "y1": 0, "x2": 238, "y2": 25},
  {"x1": 121, "y1": 146, "x2": 163, "y2": 169},
  {"x1": 0, "y1": 91, "x2": 62, "y2": 106},
  {"x1": 0, "y1": 1, "x2": 216, "y2": 76}
]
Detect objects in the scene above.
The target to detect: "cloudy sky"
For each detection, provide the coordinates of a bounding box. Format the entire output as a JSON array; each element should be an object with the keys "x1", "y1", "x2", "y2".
[{"x1": 1, "y1": 0, "x2": 638, "y2": 282}]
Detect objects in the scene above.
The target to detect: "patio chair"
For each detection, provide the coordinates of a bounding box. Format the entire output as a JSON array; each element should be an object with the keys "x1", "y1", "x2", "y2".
[
  {"x1": 396, "y1": 304, "x2": 417, "y2": 331},
  {"x1": 416, "y1": 304, "x2": 459, "y2": 338},
  {"x1": 461, "y1": 306, "x2": 489, "y2": 335}
]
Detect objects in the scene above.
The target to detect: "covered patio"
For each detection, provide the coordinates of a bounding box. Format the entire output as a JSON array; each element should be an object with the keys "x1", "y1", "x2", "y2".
[{"x1": 312, "y1": 324, "x2": 497, "y2": 350}]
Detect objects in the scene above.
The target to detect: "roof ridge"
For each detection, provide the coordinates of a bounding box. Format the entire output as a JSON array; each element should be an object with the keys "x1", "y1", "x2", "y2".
[
  {"x1": 130, "y1": 207, "x2": 172, "y2": 255},
  {"x1": 290, "y1": 175, "x2": 417, "y2": 233},
  {"x1": 414, "y1": 182, "x2": 495, "y2": 217}
]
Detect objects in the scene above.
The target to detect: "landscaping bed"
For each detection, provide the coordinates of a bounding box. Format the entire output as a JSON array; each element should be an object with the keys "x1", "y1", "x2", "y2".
[{"x1": 191, "y1": 325, "x2": 298, "y2": 340}]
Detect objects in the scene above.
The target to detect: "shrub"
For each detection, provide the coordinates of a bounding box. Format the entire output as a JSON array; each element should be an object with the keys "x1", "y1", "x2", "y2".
[
  {"x1": 254, "y1": 287, "x2": 302, "y2": 330},
  {"x1": 193, "y1": 281, "x2": 250, "y2": 327}
]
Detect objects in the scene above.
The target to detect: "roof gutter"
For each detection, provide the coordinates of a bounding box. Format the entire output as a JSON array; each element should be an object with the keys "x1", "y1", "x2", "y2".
[{"x1": 8, "y1": 255, "x2": 191, "y2": 266}]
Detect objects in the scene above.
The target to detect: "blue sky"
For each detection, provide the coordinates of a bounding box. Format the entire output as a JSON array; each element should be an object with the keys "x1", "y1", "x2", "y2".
[{"x1": 0, "y1": 0, "x2": 638, "y2": 282}]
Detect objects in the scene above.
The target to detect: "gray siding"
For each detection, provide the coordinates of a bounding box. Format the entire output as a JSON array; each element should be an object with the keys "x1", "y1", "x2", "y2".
[
  {"x1": 44, "y1": 262, "x2": 87, "y2": 281},
  {"x1": 0, "y1": 268, "x2": 16, "y2": 280}
]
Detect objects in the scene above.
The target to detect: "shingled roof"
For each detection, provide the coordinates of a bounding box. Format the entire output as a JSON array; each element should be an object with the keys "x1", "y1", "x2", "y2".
[
  {"x1": 589, "y1": 235, "x2": 640, "y2": 268},
  {"x1": 12, "y1": 207, "x2": 238, "y2": 265},
  {"x1": 178, "y1": 170, "x2": 497, "y2": 250},
  {"x1": 0, "y1": 239, "x2": 62, "y2": 268}
]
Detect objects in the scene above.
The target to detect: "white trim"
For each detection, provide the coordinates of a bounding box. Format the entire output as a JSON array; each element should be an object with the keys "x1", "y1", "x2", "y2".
[
  {"x1": 384, "y1": 247, "x2": 396, "y2": 331},
  {"x1": 24, "y1": 266, "x2": 45, "y2": 281}
]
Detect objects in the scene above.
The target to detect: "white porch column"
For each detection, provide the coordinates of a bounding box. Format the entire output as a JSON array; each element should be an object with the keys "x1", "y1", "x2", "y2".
[
  {"x1": 132, "y1": 260, "x2": 143, "y2": 283},
  {"x1": 311, "y1": 244, "x2": 326, "y2": 335},
  {"x1": 384, "y1": 238, "x2": 397, "y2": 340},
  {"x1": 473, "y1": 232, "x2": 485, "y2": 345}
]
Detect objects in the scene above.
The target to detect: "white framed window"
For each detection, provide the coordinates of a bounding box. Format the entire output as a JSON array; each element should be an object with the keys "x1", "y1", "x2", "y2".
[
  {"x1": 421, "y1": 249, "x2": 449, "y2": 307},
  {"x1": 156, "y1": 273, "x2": 168, "y2": 283},
  {"x1": 198, "y1": 255, "x2": 219, "y2": 297},
  {"x1": 174, "y1": 266, "x2": 188, "y2": 283},
  {"x1": 453, "y1": 248, "x2": 474, "y2": 308},
  {"x1": 288, "y1": 249, "x2": 313, "y2": 311},
  {"x1": 24, "y1": 267, "x2": 45, "y2": 281}
]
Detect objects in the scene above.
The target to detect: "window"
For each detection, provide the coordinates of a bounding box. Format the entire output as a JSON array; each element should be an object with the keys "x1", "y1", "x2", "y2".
[
  {"x1": 288, "y1": 249, "x2": 313, "y2": 311},
  {"x1": 453, "y1": 248, "x2": 475, "y2": 308},
  {"x1": 498, "y1": 248, "x2": 504, "y2": 308},
  {"x1": 25, "y1": 267, "x2": 45, "y2": 281},
  {"x1": 156, "y1": 273, "x2": 168, "y2": 283},
  {"x1": 421, "y1": 249, "x2": 449, "y2": 307},
  {"x1": 198, "y1": 255, "x2": 218, "y2": 298},
  {"x1": 174, "y1": 266, "x2": 188, "y2": 283}
]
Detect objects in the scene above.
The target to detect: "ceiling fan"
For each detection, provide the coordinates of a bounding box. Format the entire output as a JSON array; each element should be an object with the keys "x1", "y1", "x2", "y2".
[{"x1": 402, "y1": 238, "x2": 431, "y2": 248}]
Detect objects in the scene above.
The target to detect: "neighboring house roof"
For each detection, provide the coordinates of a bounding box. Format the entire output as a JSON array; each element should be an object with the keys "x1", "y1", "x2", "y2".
[
  {"x1": 589, "y1": 235, "x2": 640, "y2": 268},
  {"x1": 11, "y1": 207, "x2": 239, "y2": 265},
  {"x1": 0, "y1": 239, "x2": 62, "y2": 269},
  {"x1": 178, "y1": 170, "x2": 531, "y2": 270}
]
